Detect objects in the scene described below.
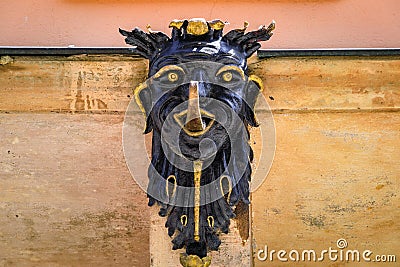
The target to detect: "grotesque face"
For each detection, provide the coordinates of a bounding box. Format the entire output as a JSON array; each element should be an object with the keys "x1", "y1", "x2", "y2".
[{"x1": 120, "y1": 18, "x2": 274, "y2": 264}]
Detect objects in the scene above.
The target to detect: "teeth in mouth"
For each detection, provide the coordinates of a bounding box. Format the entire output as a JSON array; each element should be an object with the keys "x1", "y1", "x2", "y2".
[{"x1": 173, "y1": 109, "x2": 215, "y2": 137}]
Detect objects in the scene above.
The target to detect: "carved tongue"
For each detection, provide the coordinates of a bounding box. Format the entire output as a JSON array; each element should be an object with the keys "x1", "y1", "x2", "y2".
[{"x1": 185, "y1": 81, "x2": 205, "y2": 132}]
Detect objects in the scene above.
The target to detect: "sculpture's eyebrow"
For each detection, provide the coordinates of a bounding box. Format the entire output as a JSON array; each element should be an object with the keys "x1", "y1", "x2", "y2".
[
  {"x1": 180, "y1": 53, "x2": 214, "y2": 61},
  {"x1": 215, "y1": 53, "x2": 243, "y2": 65},
  {"x1": 216, "y1": 65, "x2": 246, "y2": 80},
  {"x1": 153, "y1": 65, "x2": 185, "y2": 79}
]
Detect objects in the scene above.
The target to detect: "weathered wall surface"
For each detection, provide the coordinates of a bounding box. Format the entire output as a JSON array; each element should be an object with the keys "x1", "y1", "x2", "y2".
[
  {"x1": 0, "y1": 55, "x2": 399, "y2": 266},
  {"x1": 250, "y1": 57, "x2": 399, "y2": 266},
  {"x1": 0, "y1": 56, "x2": 150, "y2": 266},
  {"x1": 0, "y1": 113, "x2": 149, "y2": 266},
  {"x1": 250, "y1": 57, "x2": 400, "y2": 266}
]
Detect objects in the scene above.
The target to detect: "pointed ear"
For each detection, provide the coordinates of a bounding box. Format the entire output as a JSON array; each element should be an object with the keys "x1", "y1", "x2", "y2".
[
  {"x1": 134, "y1": 82, "x2": 154, "y2": 132},
  {"x1": 242, "y1": 75, "x2": 264, "y2": 127},
  {"x1": 244, "y1": 74, "x2": 263, "y2": 108},
  {"x1": 119, "y1": 27, "x2": 170, "y2": 59},
  {"x1": 248, "y1": 75, "x2": 264, "y2": 92}
]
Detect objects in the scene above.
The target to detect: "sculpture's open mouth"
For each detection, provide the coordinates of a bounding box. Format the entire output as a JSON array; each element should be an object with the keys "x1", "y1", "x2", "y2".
[{"x1": 173, "y1": 109, "x2": 215, "y2": 137}]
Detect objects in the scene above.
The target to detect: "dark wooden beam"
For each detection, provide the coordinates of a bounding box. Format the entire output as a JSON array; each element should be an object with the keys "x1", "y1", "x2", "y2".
[
  {"x1": 0, "y1": 47, "x2": 138, "y2": 56},
  {"x1": 257, "y1": 48, "x2": 400, "y2": 58},
  {"x1": 1, "y1": 47, "x2": 400, "y2": 58}
]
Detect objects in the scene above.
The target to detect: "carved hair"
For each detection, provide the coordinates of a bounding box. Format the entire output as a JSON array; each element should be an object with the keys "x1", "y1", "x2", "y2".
[{"x1": 119, "y1": 18, "x2": 275, "y2": 60}]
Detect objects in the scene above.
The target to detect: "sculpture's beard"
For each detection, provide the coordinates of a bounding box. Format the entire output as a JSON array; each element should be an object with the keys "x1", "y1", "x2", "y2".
[{"x1": 144, "y1": 83, "x2": 257, "y2": 258}]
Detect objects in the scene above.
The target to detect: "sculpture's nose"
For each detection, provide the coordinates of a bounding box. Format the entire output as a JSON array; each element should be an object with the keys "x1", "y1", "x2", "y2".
[
  {"x1": 173, "y1": 80, "x2": 215, "y2": 137},
  {"x1": 192, "y1": 68, "x2": 208, "y2": 83},
  {"x1": 185, "y1": 81, "x2": 205, "y2": 132}
]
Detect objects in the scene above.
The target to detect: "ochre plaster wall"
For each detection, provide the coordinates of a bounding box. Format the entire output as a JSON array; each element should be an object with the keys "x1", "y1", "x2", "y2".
[{"x1": 0, "y1": 54, "x2": 399, "y2": 266}]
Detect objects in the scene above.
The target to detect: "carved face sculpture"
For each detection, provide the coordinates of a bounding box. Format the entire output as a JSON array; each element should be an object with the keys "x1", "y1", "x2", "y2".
[{"x1": 120, "y1": 18, "x2": 274, "y2": 265}]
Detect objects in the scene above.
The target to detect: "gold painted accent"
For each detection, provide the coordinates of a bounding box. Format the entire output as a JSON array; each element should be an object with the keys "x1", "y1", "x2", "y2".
[
  {"x1": 181, "y1": 215, "x2": 188, "y2": 226},
  {"x1": 266, "y1": 20, "x2": 276, "y2": 34},
  {"x1": 169, "y1": 19, "x2": 185, "y2": 29},
  {"x1": 248, "y1": 74, "x2": 264, "y2": 92},
  {"x1": 133, "y1": 82, "x2": 150, "y2": 132},
  {"x1": 185, "y1": 81, "x2": 205, "y2": 132},
  {"x1": 133, "y1": 82, "x2": 148, "y2": 114},
  {"x1": 173, "y1": 109, "x2": 215, "y2": 137},
  {"x1": 168, "y1": 72, "x2": 179, "y2": 82},
  {"x1": 166, "y1": 175, "x2": 177, "y2": 198},
  {"x1": 222, "y1": 72, "x2": 233, "y2": 82},
  {"x1": 153, "y1": 65, "x2": 185, "y2": 79},
  {"x1": 208, "y1": 19, "x2": 226, "y2": 31},
  {"x1": 216, "y1": 65, "x2": 246, "y2": 80},
  {"x1": 193, "y1": 160, "x2": 203, "y2": 242},
  {"x1": 146, "y1": 24, "x2": 154, "y2": 33},
  {"x1": 187, "y1": 18, "x2": 209, "y2": 36},
  {"x1": 235, "y1": 21, "x2": 249, "y2": 33},
  {"x1": 207, "y1": 216, "x2": 214, "y2": 228},
  {"x1": 180, "y1": 253, "x2": 211, "y2": 267},
  {"x1": 220, "y1": 175, "x2": 232, "y2": 203}
]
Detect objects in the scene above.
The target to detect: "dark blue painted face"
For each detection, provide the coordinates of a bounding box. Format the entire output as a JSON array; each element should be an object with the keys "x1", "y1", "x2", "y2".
[
  {"x1": 120, "y1": 18, "x2": 274, "y2": 261},
  {"x1": 139, "y1": 60, "x2": 260, "y2": 138}
]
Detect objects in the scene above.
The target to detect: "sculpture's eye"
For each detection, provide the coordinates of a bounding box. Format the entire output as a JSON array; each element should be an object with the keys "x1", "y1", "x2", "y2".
[
  {"x1": 153, "y1": 68, "x2": 184, "y2": 88},
  {"x1": 222, "y1": 71, "x2": 233, "y2": 82},
  {"x1": 217, "y1": 70, "x2": 243, "y2": 85},
  {"x1": 168, "y1": 72, "x2": 179, "y2": 82}
]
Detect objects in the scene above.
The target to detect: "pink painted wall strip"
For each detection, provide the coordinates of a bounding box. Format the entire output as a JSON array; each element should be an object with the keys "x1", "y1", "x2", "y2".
[{"x1": 1, "y1": 0, "x2": 399, "y2": 48}]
